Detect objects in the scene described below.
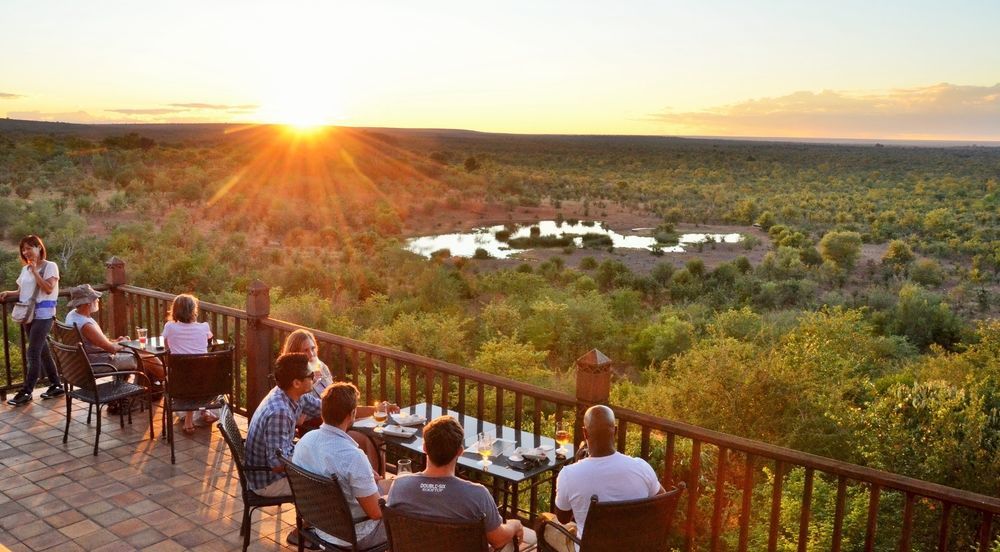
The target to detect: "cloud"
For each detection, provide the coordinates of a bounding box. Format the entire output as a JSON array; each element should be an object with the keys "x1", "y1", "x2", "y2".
[
  {"x1": 6, "y1": 110, "x2": 112, "y2": 123},
  {"x1": 649, "y1": 83, "x2": 1000, "y2": 140},
  {"x1": 107, "y1": 107, "x2": 183, "y2": 115},
  {"x1": 0, "y1": 92, "x2": 24, "y2": 100},
  {"x1": 169, "y1": 102, "x2": 259, "y2": 111}
]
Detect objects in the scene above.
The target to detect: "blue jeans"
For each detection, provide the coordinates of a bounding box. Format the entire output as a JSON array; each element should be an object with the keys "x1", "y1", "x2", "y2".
[{"x1": 21, "y1": 317, "x2": 60, "y2": 393}]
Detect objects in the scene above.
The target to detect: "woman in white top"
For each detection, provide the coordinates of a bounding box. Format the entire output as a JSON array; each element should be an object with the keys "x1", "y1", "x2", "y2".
[
  {"x1": 2, "y1": 235, "x2": 62, "y2": 406},
  {"x1": 162, "y1": 294, "x2": 214, "y2": 434}
]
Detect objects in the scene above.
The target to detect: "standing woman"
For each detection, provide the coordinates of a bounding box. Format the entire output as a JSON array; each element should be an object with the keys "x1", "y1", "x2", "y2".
[{"x1": 3, "y1": 235, "x2": 63, "y2": 406}]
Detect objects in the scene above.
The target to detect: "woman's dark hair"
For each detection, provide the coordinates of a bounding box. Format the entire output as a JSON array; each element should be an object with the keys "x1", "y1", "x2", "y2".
[
  {"x1": 18, "y1": 235, "x2": 46, "y2": 263},
  {"x1": 168, "y1": 294, "x2": 198, "y2": 324}
]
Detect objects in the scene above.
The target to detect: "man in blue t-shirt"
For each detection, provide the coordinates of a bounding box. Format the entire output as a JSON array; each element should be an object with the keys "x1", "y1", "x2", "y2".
[{"x1": 387, "y1": 416, "x2": 536, "y2": 551}]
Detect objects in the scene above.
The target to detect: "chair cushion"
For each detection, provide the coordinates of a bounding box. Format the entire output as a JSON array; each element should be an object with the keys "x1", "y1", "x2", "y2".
[{"x1": 70, "y1": 381, "x2": 147, "y2": 404}]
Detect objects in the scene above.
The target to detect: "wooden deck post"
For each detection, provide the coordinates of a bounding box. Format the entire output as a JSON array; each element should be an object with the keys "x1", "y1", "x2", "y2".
[
  {"x1": 574, "y1": 349, "x2": 612, "y2": 446},
  {"x1": 105, "y1": 257, "x2": 128, "y2": 339},
  {"x1": 245, "y1": 281, "x2": 273, "y2": 417}
]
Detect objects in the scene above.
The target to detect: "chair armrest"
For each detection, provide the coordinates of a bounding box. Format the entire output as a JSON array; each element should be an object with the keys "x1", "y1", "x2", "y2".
[
  {"x1": 243, "y1": 465, "x2": 276, "y2": 473},
  {"x1": 540, "y1": 520, "x2": 581, "y2": 546}
]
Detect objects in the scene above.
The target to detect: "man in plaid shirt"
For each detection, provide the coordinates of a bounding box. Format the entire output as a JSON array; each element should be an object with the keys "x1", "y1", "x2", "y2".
[{"x1": 245, "y1": 353, "x2": 322, "y2": 496}]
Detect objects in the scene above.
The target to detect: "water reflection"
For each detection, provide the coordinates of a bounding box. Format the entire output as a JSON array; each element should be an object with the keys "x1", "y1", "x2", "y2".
[{"x1": 405, "y1": 221, "x2": 742, "y2": 259}]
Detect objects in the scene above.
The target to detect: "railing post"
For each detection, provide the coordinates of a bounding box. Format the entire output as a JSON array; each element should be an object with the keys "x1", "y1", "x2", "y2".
[
  {"x1": 245, "y1": 280, "x2": 273, "y2": 417},
  {"x1": 574, "y1": 349, "x2": 612, "y2": 447},
  {"x1": 105, "y1": 256, "x2": 128, "y2": 339}
]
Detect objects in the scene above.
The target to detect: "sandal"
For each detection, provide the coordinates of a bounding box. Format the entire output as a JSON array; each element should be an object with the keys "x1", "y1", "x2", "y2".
[
  {"x1": 200, "y1": 413, "x2": 219, "y2": 424},
  {"x1": 183, "y1": 425, "x2": 196, "y2": 435}
]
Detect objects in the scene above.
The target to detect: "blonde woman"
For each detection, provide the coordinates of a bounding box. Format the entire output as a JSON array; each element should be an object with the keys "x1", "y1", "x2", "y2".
[
  {"x1": 162, "y1": 294, "x2": 214, "y2": 434},
  {"x1": 281, "y1": 329, "x2": 389, "y2": 474}
]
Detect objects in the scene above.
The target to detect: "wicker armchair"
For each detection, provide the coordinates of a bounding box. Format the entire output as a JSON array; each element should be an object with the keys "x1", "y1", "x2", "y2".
[
  {"x1": 47, "y1": 338, "x2": 154, "y2": 456},
  {"x1": 380, "y1": 499, "x2": 490, "y2": 552},
  {"x1": 216, "y1": 402, "x2": 293, "y2": 552},
  {"x1": 280, "y1": 453, "x2": 389, "y2": 552},
  {"x1": 538, "y1": 483, "x2": 686, "y2": 552},
  {"x1": 163, "y1": 347, "x2": 233, "y2": 463}
]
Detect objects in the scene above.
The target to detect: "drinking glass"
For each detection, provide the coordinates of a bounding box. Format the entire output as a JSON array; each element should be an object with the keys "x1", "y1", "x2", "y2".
[
  {"x1": 136, "y1": 328, "x2": 148, "y2": 349},
  {"x1": 397, "y1": 458, "x2": 412, "y2": 475},
  {"x1": 477, "y1": 432, "x2": 495, "y2": 468},
  {"x1": 373, "y1": 401, "x2": 388, "y2": 433},
  {"x1": 555, "y1": 422, "x2": 571, "y2": 457}
]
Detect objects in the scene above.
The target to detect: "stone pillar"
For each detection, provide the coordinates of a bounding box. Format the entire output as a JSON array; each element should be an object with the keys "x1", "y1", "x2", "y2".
[
  {"x1": 245, "y1": 281, "x2": 273, "y2": 417},
  {"x1": 105, "y1": 257, "x2": 128, "y2": 339},
  {"x1": 574, "y1": 349, "x2": 613, "y2": 447}
]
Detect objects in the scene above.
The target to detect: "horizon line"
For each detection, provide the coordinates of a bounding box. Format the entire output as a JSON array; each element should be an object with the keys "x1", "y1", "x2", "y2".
[{"x1": 4, "y1": 117, "x2": 999, "y2": 148}]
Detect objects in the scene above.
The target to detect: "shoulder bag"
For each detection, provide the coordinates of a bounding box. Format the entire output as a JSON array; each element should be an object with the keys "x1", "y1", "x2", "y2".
[{"x1": 10, "y1": 262, "x2": 47, "y2": 325}]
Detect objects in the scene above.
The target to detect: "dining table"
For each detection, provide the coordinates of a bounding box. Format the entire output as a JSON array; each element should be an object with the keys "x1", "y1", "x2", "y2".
[{"x1": 352, "y1": 402, "x2": 575, "y2": 520}]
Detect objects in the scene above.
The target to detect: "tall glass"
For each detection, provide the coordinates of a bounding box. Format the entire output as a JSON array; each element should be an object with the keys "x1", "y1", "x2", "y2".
[
  {"x1": 136, "y1": 327, "x2": 148, "y2": 349},
  {"x1": 397, "y1": 458, "x2": 412, "y2": 475},
  {"x1": 373, "y1": 401, "x2": 388, "y2": 433},
  {"x1": 477, "y1": 432, "x2": 495, "y2": 468},
  {"x1": 555, "y1": 422, "x2": 571, "y2": 458}
]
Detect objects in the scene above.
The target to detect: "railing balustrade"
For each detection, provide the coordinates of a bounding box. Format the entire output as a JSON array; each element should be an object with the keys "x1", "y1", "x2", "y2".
[{"x1": 1, "y1": 258, "x2": 997, "y2": 550}]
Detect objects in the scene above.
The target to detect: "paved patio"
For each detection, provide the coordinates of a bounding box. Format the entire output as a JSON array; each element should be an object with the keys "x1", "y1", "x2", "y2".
[{"x1": 0, "y1": 389, "x2": 298, "y2": 551}]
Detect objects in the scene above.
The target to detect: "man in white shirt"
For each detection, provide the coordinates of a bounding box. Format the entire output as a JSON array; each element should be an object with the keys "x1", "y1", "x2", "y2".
[
  {"x1": 292, "y1": 382, "x2": 389, "y2": 549},
  {"x1": 543, "y1": 405, "x2": 664, "y2": 552}
]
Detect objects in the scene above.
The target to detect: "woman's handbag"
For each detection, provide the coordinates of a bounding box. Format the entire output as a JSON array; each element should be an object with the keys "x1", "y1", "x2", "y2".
[{"x1": 10, "y1": 263, "x2": 47, "y2": 325}]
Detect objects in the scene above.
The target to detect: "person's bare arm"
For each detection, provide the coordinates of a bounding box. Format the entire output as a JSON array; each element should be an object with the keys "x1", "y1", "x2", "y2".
[
  {"x1": 356, "y1": 492, "x2": 383, "y2": 520},
  {"x1": 80, "y1": 323, "x2": 122, "y2": 353},
  {"x1": 29, "y1": 261, "x2": 56, "y2": 294},
  {"x1": 486, "y1": 519, "x2": 522, "y2": 550}
]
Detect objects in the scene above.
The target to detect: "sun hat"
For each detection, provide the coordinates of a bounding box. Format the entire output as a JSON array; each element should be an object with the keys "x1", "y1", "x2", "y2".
[{"x1": 66, "y1": 284, "x2": 103, "y2": 308}]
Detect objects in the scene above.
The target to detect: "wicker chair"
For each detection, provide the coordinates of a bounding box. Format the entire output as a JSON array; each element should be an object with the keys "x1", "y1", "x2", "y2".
[
  {"x1": 47, "y1": 338, "x2": 154, "y2": 456},
  {"x1": 217, "y1": 402, "x2": 294, "y2": 552},
  {"x1": 538, "y1": 483, "x2": 686, "y2": 552},
  {"x1": 163, "y1": 346, "x2": 233, "y2": 463},
  {"x1": 50, "y1": 320, "x2": 146, "y2": 419},
  {"x1": 280, "y1": 453, "x2": 389, "y2": 552},
  {"x1": 380, "y1": 499, "x2": 490, "y2": 552}
]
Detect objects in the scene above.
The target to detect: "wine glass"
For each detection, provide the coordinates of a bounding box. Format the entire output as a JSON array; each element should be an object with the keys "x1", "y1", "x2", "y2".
[
  {"x1": 477, "y1": 432, "x2": 495, "y2": 468},
  {"x1": 373, "y1": 401, "x2": 388, "y2": 433},
  {"x1": 555, "y1": 422, "x2": 571, "y2": 458}
]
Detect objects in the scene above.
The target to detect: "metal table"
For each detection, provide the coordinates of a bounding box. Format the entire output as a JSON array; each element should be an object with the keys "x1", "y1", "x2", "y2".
[{"x1": 354, "y1": 403, "x2": 574, "y2": 520}]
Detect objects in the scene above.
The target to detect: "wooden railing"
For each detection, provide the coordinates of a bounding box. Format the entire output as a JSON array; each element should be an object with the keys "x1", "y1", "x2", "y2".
[{"x1": 2, "y1": 257, "x2": 997, "y2": 550}]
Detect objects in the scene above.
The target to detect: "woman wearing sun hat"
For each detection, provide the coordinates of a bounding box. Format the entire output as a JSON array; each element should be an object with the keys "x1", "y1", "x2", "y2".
[{"x1": 64, "y1": 284, "x2": 165, "y2": 382}]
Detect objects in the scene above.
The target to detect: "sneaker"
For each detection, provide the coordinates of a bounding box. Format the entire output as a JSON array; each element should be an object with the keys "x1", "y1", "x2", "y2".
[
  {"x1": 40, "y1": 384, "x2": 65, "y2": 399},
  {"x1": 6, "y1": 391, "x2": 32, "y2": 406}
]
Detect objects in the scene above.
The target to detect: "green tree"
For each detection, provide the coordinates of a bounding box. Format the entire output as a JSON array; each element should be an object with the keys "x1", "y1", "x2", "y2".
[
  {"x1": 818, "y1": 231, "x2": 862, "y2": 271},
  {"x1": 881, "y1": 239, "x2": 914, "y2": 273}
]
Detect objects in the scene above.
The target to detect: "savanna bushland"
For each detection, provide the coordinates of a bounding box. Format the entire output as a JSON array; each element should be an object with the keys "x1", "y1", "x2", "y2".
[{"x1": 2, "y1": 120, "x2": 998, "y2": 549}]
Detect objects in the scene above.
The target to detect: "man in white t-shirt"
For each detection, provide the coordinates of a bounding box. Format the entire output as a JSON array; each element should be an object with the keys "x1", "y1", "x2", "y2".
[{"x1": 543, "y1": 405, "x2": 664, "y2": 552}]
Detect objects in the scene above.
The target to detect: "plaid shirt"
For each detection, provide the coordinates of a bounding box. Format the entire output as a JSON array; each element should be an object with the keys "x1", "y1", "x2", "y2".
[{"x1": 245, "y1": 386, "x2": 321, "y2": 490}]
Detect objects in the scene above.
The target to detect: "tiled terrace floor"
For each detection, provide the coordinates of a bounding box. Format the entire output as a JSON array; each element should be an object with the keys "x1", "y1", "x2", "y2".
[{"x1": 0, "y1": 389, "x2": 298, "y2": 551}]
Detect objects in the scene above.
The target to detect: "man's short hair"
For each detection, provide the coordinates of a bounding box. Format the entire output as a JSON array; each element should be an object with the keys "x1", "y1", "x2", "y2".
[
  {"x1": 423, "y1": 416, "x2": 465, "y2": 467},
  {"x1": 321, "y1": 383, "x2": 359, "y2": 426},
  {"x1": 274, "y1": 353, "x2": 311, "y2": 389}
]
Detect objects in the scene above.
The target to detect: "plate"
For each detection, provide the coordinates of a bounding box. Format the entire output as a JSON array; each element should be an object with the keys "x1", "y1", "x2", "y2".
[
  {"x1": 391, "y1": 413, "x2": 427, "y2": 427},
  {"x1": 521, "y1": 447, "x2": 550, "y2": 461},
  {"x1": 381, "y1": 425, "x2": 418, "y2": 438}
]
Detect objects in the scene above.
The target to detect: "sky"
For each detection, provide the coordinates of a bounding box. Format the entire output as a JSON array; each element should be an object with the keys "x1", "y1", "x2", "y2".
[{"x1": 2, "y1": 0, "x2": 999, "y2": 140}]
